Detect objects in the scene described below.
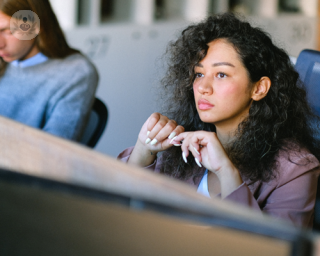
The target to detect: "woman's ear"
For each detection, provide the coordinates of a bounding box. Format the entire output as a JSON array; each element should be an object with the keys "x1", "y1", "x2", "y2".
[{"x1": 251, "y1": 76, "x2": 271, "y2": 101}]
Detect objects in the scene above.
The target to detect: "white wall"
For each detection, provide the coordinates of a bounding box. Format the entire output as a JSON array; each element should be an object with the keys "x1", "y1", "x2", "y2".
[
  {"x1": 49, "y1": 0, "x2": 78, "y2": 29},
  {"x1": 65, "y1": 22, "x2": 188, "y2": 157}
]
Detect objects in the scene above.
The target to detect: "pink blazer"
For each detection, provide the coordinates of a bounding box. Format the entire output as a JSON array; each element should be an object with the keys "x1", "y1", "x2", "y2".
[{"x1": 118, "y1": 146, "x2": 320, "y2": 228}]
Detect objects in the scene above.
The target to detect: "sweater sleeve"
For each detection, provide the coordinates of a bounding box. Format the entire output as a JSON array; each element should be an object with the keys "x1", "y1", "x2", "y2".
[
  {"x1": 43, "y1": 55, "x2": 99, "y2": 141},
  {"x1": 224, "y1": 154, "x2": 320, "y2": 227}
]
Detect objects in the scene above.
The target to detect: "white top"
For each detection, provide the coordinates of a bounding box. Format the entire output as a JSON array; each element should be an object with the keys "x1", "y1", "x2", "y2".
[{"x1": 197, "y1": 169, "x2": 210, "y2": 198}]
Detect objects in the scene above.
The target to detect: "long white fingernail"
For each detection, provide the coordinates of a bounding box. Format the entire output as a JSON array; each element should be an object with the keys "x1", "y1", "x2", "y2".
[
  {"x1": 193, "y1": 146, "x2": 200, "y2": 155},
  {"x1": 168, "y1": 132, "x2": 176, "y2": 140},
  {"x1": 174, "y1": 144, "x2": 182, "y2": 146},
  {"x1": 145, "y1": 138, "x2": 151, "y2": 144},
  {"x1": 182, "y1": 152, "x2": 187, "y2": 163},
  {"x1": 150, "y1": 138, "x2": 158, "y2": 145},
  {"x1": 170, "y1": 136, "x2": 177, "y2": 144},
  {"x1": 147, "y1": 131, "x2": 150, "y2": 136},
  {"x1": 195, "y1": 158, "x2": 202, "y2": 167}
]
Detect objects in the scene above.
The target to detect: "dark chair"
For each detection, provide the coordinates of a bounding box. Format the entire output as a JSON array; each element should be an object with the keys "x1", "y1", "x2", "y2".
[
  {"x1": 295, "y1": 49, "x2": 320, "y2": 231},
  {"x1": 295, "y1": 49, "x2": 320, "y2": 116},
  {"x1": 314, "y1": 184, "x2": 320, "y2": 231},
  {"x1": 80, "y1": 97, "x2": 108, "y2": 148}
]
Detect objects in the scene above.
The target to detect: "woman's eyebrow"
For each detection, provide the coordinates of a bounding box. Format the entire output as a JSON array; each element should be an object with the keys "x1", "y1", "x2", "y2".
[
  {"x1": 195, "y1": 62, "x2": 235, "y2": 67},
  {"x1": 212, "y1": 62, "x2": 235, "y2": 67}
]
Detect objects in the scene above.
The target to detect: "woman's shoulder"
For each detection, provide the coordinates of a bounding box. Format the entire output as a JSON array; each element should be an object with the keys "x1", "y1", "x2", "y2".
[
  {"x1": 55, "y1": 53, "x2": 97, "y2": 73},
  {"x1": 275, "y1": 142, "x2": 320, "y2": 182},
  {"x1": 42, "y1": 53, "x2": 97, "y2": 79},
  {"x1": 277, "y1": 141, "x2": 319, "y2": 164},
  {"x1": 37, "y1": 53, "x2": 99, "y2": 90}
]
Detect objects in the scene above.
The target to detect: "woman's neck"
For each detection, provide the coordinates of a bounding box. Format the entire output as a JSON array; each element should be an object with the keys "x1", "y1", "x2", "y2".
[
  {"x1": 215, "y1": 126, "x2": 236, "y2": 148},
  {"x1": 214, "y1": 116, "x2": 247, "y2": 148},
  {"x1": 20, "y1": 43, "x2": 40, "y2": 61}
]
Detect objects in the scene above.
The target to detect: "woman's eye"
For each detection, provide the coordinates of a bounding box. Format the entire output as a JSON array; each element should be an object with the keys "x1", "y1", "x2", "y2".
[
  {"x1": 195, "y1": 73, "x2": 204, "y2": 78},
  {"x1": 217, "y1": 72, "x2": 227, "y2": 78}
]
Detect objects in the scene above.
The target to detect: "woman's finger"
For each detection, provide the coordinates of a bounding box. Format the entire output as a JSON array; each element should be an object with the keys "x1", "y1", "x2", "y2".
[
  {"x1": 146, "y1": 112, "x2": 162, "y2": 132},
  {"x1": 146, "y1": 118, "x2": 171, "y2": 144},
  {"x1": 144, "y1": 113, "x2": 168, "y2": 144},
  {"x1": 164, "y1": 125, "x2": 185, "y2": 146},
  {"x1": 185, "y1": 134, "x2": 204, "y2": 168},
  {"x1": 188, "y1": 144, "x2": 202, "y2": 167},
  {"x1": 172, "y1": 132, "x2": 208, "y2": 167},
  {"x1": 148, "y1": 119, "x2": 177, "y2": 145},
  {"x1": 144, "y1": 114, "x2": 184, "y2": 147},
  {"x1": 169, "y1": 132, "x2": 189, "y2": 145},
  {"x1": 176, "y1": 132, "x2": 193, "y2": 163},
  {"x1": 180, "y1": 140, "x2": 202, "y2": 166}
]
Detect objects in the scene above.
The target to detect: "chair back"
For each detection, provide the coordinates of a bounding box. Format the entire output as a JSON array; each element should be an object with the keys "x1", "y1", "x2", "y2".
[
  {"x1": 314, "y1": 181, "x2": 320, "y2": 231},
  {"x1": 295, "y1": 49, "x2": 320, "y2": 116},
  {"x1": 295, "y1": 49, "x2": 320, "y2": 231},
  {"x1": 81, "y1": 98, "x2": 108, "y2": 148}
]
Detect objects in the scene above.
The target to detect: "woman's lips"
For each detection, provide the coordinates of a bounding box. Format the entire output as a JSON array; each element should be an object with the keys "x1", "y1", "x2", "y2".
[
  {"x1": 0, "y1": 53, "x2": 10, "y2": 58},
  {"x1": 198, "y1": 99, "x2": 214, "y2": 110}
]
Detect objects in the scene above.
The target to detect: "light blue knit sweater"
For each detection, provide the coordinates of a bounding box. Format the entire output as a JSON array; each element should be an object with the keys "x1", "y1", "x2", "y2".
[{"x1": 0, "y1": 53, "x2": 99, "y2": 141}]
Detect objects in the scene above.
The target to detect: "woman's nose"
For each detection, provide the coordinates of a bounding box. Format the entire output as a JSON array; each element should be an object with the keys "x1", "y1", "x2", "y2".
[{"x1": 197, "y1": 77, "x2": 213, "y2": 95}]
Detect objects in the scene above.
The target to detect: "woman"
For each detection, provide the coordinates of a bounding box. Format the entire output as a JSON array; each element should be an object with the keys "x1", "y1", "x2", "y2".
[
  {"x1": 119, "y1": 13, "x2": 320, "y2": 228},
  {"x1": 0, "y1": 0, "x2": 98, "y2": 141}
]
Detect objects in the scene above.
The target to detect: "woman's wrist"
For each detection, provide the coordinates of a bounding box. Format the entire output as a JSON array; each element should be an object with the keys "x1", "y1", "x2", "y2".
[
  {"x1": 128, "y1": 139, "x2": 157, "y2": 167},
  {"x1": 215, "y1": 162, "x2": 243, "y2": 199}
]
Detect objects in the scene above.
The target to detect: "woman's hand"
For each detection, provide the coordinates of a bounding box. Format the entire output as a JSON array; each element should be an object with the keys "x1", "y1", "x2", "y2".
[
  {"x1": 171, "y1": 131, "x2": 243, "y2": 198},
  {"x1": 128, "y1": 113, "x2": 184, "y2": 167},
  {"x1": 172, "y1": 131, "x2": 229, "y2": 173}
]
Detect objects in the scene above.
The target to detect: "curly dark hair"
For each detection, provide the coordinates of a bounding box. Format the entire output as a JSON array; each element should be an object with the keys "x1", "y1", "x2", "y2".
[{"x1": 159, "y1": 13, "x2": 320, "y2": 183}]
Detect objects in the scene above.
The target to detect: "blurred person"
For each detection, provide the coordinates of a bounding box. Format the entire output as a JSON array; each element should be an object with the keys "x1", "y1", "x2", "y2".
[
  {"x1": 0, "y1": 0, "x2": 98, "y2": 141},
  {"x1": 119, "y1": 13, "x2": 320, "y2": 228}
]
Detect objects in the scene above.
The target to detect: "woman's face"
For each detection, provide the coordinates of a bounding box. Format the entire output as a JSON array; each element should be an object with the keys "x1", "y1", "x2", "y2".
[
  {"x1": 0, "y1": 11, "x2": 38, "y2": 62},
  {"x1": 193, "y1": 39, "x2": 254, "y2": 131}
]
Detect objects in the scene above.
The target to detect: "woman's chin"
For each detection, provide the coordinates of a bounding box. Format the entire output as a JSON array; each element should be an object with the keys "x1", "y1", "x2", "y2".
[{"x1": 199, "y1": 115, "x2": 217, "y2": 124}]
